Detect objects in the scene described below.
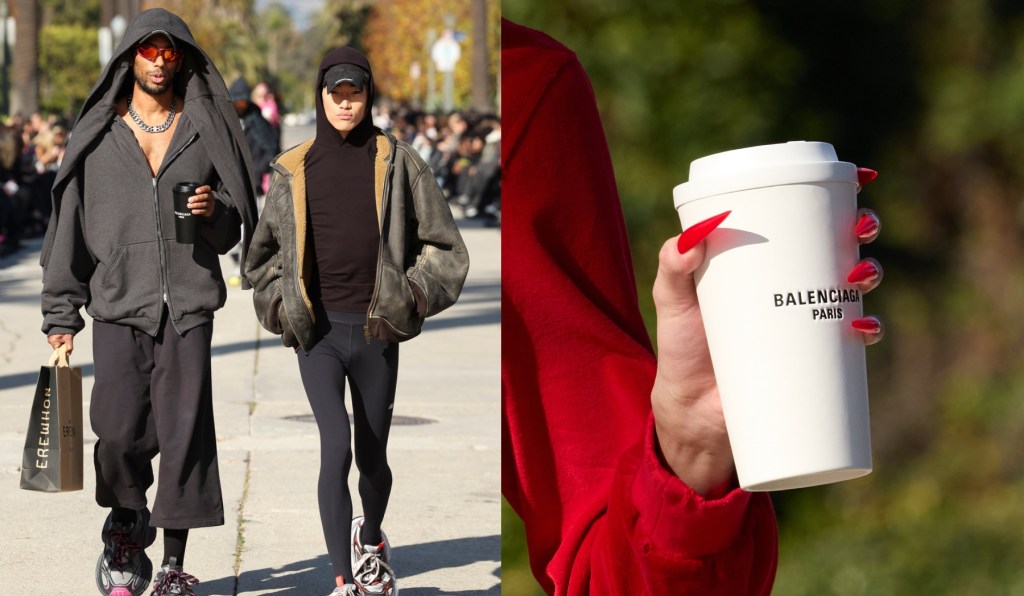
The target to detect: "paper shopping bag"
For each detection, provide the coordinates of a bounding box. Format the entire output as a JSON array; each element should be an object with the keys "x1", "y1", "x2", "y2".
[{"x1": 19, "y1": 344, "x2": 83, "y2": 492}]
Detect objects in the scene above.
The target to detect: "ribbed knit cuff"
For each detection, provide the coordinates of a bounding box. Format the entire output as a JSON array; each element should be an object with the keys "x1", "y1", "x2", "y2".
[{"x1": 630, "y1": 415, "x2": 752, "y2": 558}]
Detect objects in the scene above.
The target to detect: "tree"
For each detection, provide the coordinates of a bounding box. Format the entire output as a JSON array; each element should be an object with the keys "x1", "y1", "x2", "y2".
[
  {"x1": 38, "y1": 23, "x2": 99, "y2": 117},
  {"x1": 143, "y1": 0, "x2": 265, "y2": 85},
  {"x1": 40, "y1": 0, "x2": 99, "y2": 25},
  {"x1": 469, "y1": 0, "x2": 488, "y2": 112},
  {"x1": 318, "y1": 0, "x2": 372, "y2": 51},
  {"x1": 12, "y1": 0, "x2": 40, "y2": 116},
  {"x1": 259, "y1": 2, "x2": 291, "y2": 77},
  {"x1": 360, "y1": 0, "x2": 498, "y2": 110},
  {"x1": 255, "y1": 1, "x2": 324, "y2": 114},
  {"x1": 100, "y1": 0, "x2": 115, "y2": 25}
]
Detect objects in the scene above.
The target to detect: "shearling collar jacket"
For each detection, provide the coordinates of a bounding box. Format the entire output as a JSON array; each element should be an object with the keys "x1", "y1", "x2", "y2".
[{"x1": 245, "y1": 129, "x2": 470, "y2": 352}]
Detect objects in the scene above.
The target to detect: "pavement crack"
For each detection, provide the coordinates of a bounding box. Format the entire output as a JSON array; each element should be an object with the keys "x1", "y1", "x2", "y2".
[
  {"x1": 0, "y1": 316, "x2": 20, "y2": 366},
  {"x1": 249, "y1": 324, "x2": 261, "y2": 432},
  {"x1": 231, "y1": 325, "x2": 262, "y2": 595},
  {"x1": 231, "y1": 450, "x2": 252, "y2": 596}
]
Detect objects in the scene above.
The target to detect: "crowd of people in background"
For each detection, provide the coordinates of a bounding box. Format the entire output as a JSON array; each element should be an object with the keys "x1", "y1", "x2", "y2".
[
  {"x1": 0, "y1": 88, "x2": 500, "y2": 262},
  {"x1": 376, "y1": 104, "x2": 501, "y2": 227},
  {"x1": 0, "y1": 112, "x2": 69, "y2": 258}
]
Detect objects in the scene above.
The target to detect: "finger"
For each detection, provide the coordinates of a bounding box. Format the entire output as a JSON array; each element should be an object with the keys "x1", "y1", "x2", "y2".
[
  {"x1": 654, "y1": 235, "x2": 706, "y2": 312},
  {"x1": 47, "y1": 334, "x2": 74, "y2": 354},
  {"x1": 846, "y1": 258, "x2": 883, "y2": 294},
  {"x1": 856, "y1": 167, "x2": 878, "y2": 191},
  {"x1": 677, "y1": 211, "x2": 730, "y2": 254},
  {"x1": 189, "y1": 198, "x2": 209, "y2": 214},
  {"x1": 651, "y1": 237, "x2": 718, "y2": 393},
  {"x1": 855, "y1": 208, "x2": 881, "y2": 244},
  {"x1": 657, "y1": 211, "x2": 730, "y2": 310},
  {"x1": 195, "y1": 185, "x2": 213, "y2": 195},
  {"x1": 651, "y1": 237, "x2": 724, "y2": 405},
  {"x1": 851, "y1": 316, "x2": 884, "y2": 346}
]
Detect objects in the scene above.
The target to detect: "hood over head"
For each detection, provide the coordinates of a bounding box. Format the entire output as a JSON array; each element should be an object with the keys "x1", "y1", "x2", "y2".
[
  {"x1": 42, "y1": 8, "x2": 259, "y2": 284},
  {"x1": 67, "y1": 9, "x2": 227, "y2": 128},
  {"x1": 229, "y1": 77, "x2": 253, "y2": 103},
  {"x1": 314, "y1": 47, "x2": 376, "y2": 147}
]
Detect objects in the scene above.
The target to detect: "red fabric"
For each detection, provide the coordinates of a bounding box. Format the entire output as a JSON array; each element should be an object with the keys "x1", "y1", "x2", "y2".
[{"x1": 501, "y1": 19, "x2": 778, "y2": 595}]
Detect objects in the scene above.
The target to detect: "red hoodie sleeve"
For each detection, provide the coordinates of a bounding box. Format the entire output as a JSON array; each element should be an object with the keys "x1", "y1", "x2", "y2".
[{"x1": 501, "y1": 19, "x2": 778, "y2": 595}]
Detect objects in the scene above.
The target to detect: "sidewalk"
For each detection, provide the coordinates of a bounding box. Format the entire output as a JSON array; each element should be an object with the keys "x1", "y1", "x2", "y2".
[{"x1": 0, "y1": 151, "x2": 500, "y2": 592}]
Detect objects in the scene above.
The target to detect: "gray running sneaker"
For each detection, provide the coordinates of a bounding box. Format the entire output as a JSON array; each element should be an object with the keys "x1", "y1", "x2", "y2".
[
  {"x1": 327, "y1": 585, "x2": 359, "y2": 596},
  {"x1": 95, "y1": 508, "x2": 157, "y2": 596},
  {"x1": 350, "y1": 516, "x2": 398, "y2": 595},
  {"x1": 150, "y1": 557, "x2": 199, "y2": 595}
]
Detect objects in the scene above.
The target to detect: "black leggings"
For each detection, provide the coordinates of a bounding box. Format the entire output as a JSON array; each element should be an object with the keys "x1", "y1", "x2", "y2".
[{"x1": 296, "y1": 312, "x2": 399, "y2": 581}]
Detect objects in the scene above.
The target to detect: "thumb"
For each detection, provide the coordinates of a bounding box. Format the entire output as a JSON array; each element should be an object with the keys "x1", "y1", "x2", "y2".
[
  {"x1": 653, "y1": 211, "x2": 729, "y2": 314},
  {"x1": 651, "y1": 234, "x2": 717, "y2": 396},
  {"x1": 652, "y1": 237, "x2": 705, "y2": 315},
  {"x1": 651, "y1": 212, "x2": 730, "y2": 393}
]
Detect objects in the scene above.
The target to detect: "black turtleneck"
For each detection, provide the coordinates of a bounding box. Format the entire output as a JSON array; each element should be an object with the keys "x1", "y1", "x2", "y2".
[{"x1": 305, "y1": 48, "x2": 381, "y2": 313}]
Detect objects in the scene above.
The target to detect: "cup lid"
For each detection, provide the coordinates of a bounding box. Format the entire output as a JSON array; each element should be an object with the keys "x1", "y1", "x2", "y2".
[
  {"x1": 673, "y1": 141, "x2": 858, "y2": 207},
  {"x1": 173, "y1": 182, "x2": 204, "y2": 193}
]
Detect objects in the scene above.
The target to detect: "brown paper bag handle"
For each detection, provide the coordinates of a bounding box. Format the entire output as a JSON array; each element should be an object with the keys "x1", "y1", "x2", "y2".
[{"x1": 48, "y1": 344, "x2": 70, "y2": 368}]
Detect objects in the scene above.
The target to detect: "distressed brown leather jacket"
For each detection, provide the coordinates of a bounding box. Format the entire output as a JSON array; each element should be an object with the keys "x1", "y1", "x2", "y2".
[{"x1": 244, "y1": 130, "x2": 470, "y2": 352}]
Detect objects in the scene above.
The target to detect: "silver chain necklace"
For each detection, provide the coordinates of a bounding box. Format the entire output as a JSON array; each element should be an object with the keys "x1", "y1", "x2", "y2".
[{"x1": 127, "y1": 95, "x2": 176, "y2": 133}]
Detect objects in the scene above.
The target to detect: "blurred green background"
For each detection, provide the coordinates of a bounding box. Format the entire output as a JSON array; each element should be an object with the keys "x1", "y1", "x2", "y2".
[{"x1": 503, "y1": 0, "x2": 1024, "y2": 594}]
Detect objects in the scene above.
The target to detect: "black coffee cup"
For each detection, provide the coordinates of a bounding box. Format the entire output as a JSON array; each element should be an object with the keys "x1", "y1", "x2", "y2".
[{"x1": 172, "y1": 182, "x2": 202, "y2": 244}]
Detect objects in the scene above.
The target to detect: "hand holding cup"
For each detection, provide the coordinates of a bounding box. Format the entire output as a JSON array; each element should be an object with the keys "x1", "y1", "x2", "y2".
[
  {"x1": 187, "y1": 185, "x2": 215, "y2": 218},
  {"x1": 653, "y1": 143, "x2": 884, "y2": 494}
]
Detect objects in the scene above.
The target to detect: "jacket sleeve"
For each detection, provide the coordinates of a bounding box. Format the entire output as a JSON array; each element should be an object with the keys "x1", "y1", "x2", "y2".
[
  {"x1": 575, "y1": 417, "x2": 777, "y2": 594},
  {"x1": 40, "y1": 174, "x2": 96, "y2": 336},
  {"x1": 243, "y1": 177, "x2": 284, "y2": 335},
  {"x1": 403, "y1": 149, "x2": 470, "y2": 317},
  {"x1": 200, "y1": 185, "x2": 242, "y2": 254},
  {"x1": 501, "y1": 20, "x2": 777, "y2": 595}
]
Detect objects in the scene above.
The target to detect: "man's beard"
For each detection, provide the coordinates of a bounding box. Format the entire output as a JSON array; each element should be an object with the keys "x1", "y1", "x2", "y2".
[{"x1": 134, "y1": 67, "x2": 173, "y2": 96}]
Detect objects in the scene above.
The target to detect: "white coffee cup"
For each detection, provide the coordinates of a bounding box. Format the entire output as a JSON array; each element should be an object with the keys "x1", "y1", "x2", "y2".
[{"x1": 673, "y1": 141, "x2": 872, "y2": 491}]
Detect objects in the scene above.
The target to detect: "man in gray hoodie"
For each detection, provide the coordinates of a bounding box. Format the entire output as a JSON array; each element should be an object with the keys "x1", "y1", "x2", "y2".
[{"x1": 40, "y1": 9, "x2": 257, "y2": 596}]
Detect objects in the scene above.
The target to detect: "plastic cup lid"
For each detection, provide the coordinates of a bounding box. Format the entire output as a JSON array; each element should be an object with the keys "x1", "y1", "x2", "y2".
[{"x1": 673, "y1": 141, "x2": 858, "y2": 208}]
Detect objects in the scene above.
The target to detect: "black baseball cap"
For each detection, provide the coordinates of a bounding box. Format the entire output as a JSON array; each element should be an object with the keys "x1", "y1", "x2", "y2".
[
  {"x1": 141, "y1": 29, "x2": 177, "y2": 51},
  {"x1": 323, "y1": 64, "x2": 369, "y2": 91}
]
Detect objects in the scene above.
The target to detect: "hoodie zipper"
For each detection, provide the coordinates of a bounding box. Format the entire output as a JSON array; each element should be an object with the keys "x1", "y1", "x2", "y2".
[
  {"x1": 364, "y1": 137, "x2": 395, "y2": 343},
  {"x1": 150, "y1": 131, "x2": 199, "y2": 334}
]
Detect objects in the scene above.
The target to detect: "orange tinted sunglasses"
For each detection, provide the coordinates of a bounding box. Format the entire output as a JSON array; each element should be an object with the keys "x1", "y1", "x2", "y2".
[{"x1": 136, "y1": 44, "x2": 180, "y2": 63}]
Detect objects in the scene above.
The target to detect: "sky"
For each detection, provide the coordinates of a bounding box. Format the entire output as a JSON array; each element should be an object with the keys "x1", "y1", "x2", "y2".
[{"x1": 254, "y1": 0, "x2": 323, "y2": 29}]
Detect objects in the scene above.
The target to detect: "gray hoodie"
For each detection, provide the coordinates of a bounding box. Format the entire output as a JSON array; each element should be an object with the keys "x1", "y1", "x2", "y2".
[{"x1": 40, "y1": 9, "x2": 258, "y2": 337}]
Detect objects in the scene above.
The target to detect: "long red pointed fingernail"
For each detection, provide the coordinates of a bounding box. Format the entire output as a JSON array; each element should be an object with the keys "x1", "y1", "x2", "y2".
[
  {"x1": 851, "y1": 316, "x2": 882, "y2": 334},
  {"x1": 677, "y1": 211, "x2": 731, "y2": 254},
  {"x1": 855, "y1": 212, "x2": 880, "y2": 238},
  {"x1": 857, "y1": 168, "x2": 878, "y2": 186},
  {"x1": 847, "y1": 260, "x2": 880, "y2": 284}
]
